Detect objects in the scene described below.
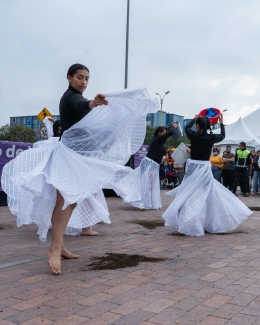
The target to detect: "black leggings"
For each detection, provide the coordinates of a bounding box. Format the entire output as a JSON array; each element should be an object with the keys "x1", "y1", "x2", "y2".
[{"x1": 233, "y1": 168, "x2": 249, "y2": 194}]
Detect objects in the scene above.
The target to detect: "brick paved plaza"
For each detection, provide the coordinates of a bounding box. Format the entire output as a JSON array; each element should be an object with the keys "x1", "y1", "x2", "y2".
[{"x1": 1, "y1": 192, "x2": 260, "y2": 325}]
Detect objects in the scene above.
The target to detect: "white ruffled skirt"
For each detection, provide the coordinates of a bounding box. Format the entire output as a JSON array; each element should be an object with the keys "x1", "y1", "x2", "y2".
[
  {"x1": 1, "y1": 88, "x2": 158, "y2": 241},
  {"x1": 119, "y1": 157, "x2": 162, "y2": 209},
  {"x1": 162, "y1": 159, "x2": 252, "y2": 236}
]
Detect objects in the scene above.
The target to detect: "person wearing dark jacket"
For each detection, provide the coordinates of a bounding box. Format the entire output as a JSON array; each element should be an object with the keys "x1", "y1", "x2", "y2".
[
  {"x1": 222, "y1": 145, "x2": 235, "y2": 190},
  {"x1": 253, "y1": 150, "x2": 260, "y2": 195},
  {"x1": 53, "y1": 120, "x2": 62, "y2": 137},
  {"x1": 232, "y1": 142, "x2": 251, "y2": 197}
]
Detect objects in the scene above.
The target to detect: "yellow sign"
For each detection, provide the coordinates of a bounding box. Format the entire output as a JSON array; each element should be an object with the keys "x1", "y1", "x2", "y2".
[{"x1": 37, "y1": 108, "x2": 52, "y2": 122}]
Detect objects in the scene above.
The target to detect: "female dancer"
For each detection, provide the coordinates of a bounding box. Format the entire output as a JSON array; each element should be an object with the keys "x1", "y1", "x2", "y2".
[
  {"x1": 162, "y1": 114, "x2": 252, "y2": 236},
  {"x1": 120, "y1": 124, "x2": 178, "y2": 210},
  {"x1": 1, "y1": 64, "x2": 158, "y2": 274},
  {"x1": 44, "y1": 117, "x2": 100, "y2": 236}
]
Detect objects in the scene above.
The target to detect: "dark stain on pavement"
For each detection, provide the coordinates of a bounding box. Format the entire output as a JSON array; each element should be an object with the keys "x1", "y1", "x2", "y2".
[
  {"x1": 248, "y1": 206, "x2": 260, "y2": 211},
  {"x1": 127, "y1": 219, "x2": 165, "y2": 230},
  {"x1": 84, "y1": 253, "x2": 165, "y2": 270},
  {"x1": 0, "y1": 224, "x2": 12, "y2": 230}
]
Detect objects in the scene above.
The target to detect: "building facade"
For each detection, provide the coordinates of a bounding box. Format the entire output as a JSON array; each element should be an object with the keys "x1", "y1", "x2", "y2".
[
  {"x1": 146, "y1": 111, "x2": 185, "y2": 131},
  {"x1": 10, "y1": 113, "x2": 218, "y2": 139},
  {"x1": 10, "y1": 115, "x2": 60, "y2": 139},
  {"x1": 146, "y1": 112, "x2": 220, "y2": 133}
]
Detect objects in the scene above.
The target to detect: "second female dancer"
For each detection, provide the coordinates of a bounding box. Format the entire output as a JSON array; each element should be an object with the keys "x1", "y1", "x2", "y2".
[
  {"x1": 120, "y1": 123, "x2": 178, "y2": 210},
  {"x1": 162, "y1": 113, "x2": 252, "y2": 236}
]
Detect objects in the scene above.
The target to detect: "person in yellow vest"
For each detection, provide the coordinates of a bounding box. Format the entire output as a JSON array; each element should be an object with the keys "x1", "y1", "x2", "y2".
[
  {"x1": 233, "y1": 142, "x2": 251, "y2": 197},
  {"x1": 210, "y1": 147, "x2": 224, "y2": 182}
]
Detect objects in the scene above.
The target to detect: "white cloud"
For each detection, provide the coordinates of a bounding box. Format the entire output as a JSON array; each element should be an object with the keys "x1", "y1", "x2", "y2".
[
  {"x1": 229, "y1": 76, "x2": 258, "y2": 97},
  {"x1": 1, "y1": 0, "x2": 260, "y2": 127}
]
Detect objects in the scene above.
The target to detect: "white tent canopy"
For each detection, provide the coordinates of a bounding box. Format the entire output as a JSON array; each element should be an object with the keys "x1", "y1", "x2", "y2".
[
  {"x1": 212, "y1": 117, "x2": 260, "y2": 151},
  {"x1": 242, "y1": 108, "x2": 260, "y2": 139}
]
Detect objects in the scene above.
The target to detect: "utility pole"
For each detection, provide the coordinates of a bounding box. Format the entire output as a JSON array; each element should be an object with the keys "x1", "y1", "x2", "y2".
[
  {"x1": 156, "y1": 91, "x2": 170, "y2": 125},
  {"x1": 124, "y1": 0, "x2": 130, "y2": 88}
]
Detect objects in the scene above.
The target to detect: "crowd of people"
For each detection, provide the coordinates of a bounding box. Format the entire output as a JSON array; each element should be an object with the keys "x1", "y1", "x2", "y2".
[{"x1": 210, "y1": 143, "x2": 260, "y2": 197}]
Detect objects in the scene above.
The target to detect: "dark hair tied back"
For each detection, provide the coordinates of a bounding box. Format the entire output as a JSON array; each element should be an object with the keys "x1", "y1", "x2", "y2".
[
  {"x1": 148, "y1": 126, "x2": 166, "y2": 149},
  {"x1": 67, "y1": 63, "x2": 89, "y2": 77},
  {"x1": 196, "y1": 117, "x2": 213, "y2": 134},
  {"x1": 154, "y1": 126, "x2": 166, "y2": 138}
]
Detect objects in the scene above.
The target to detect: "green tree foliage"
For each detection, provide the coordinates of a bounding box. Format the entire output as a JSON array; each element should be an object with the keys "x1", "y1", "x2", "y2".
[
  {"x1": 0, "y1": 124, "x2": 37, "y2": 143},
  {"x1": 143, "y1": 125, "x2": 156, "y2": 145},
  {"x1": 143, "y1": 125, "x2": 190, "y2": 149},
  {"x1": 165, "y1": 133, "x2": 190, "y2": 149}
]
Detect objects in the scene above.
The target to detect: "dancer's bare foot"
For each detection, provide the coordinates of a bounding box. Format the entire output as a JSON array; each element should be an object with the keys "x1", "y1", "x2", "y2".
[
  {"x1": 46, "y1": 247, "x2": 62, "y2": 274},
  {"x1": 139, "y1": 208, "x2": 146, "y2": 211},
  {"x1": 61, "y1": 246, "x2": 79, "y2": 259},
  {"x1": 81, "y1": 228, "x2": 101, "y2": 236}
]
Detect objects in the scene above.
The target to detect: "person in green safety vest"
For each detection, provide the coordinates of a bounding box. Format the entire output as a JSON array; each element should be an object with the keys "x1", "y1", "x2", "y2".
[{"x1": 232, "y1": 141, "x2": 251, "y2": 197}]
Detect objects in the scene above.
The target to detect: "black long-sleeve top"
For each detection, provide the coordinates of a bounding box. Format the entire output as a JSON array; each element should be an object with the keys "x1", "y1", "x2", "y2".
[
  {"x1": 59, "y1": 85, "x2": 91, "y2": 132},
  {"x1": 185, "y1": 119, "x2": 225, "y2": 161},
  {"x1": 146, "y1": 129, "x2": 174, "y2": 164}
]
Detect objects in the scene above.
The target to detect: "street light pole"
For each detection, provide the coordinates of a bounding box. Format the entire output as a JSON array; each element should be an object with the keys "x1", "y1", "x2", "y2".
[
  {"x1": 156, "y1": 91, "x2": 170, "y2": 125},
  {"x1": 124, "y1": 0, "x2": 130, "y2": 89},
  {"x1": 124, "y1": 0, "x2": 134, "y2": 169}
]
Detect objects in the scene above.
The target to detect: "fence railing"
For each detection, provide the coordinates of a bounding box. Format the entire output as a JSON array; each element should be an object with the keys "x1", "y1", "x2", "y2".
[{"x1": 15, "y1": 130, "x2": 39, "y2": 143}]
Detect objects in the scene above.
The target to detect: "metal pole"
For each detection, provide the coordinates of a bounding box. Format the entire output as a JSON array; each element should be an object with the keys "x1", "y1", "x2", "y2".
[
  {"x1": 124, "y1": 0, "x2": 130, "y2": 89},
  {"x1": 160, "y1": 99, "x2": 163, "y2": 126},
  {"x1": 124, "y1": 0, "x2": 134, "y2": 169}
]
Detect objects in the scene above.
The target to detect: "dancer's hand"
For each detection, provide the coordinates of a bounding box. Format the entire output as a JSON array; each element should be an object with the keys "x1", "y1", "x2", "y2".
[
  {"x1": 89, "y1": 94, "x2": 108, "y2": 108},
  {"x1": 219, "y1": 113, "x2": 223, "y2": 124},
  {"x1": 195, "y1": 114, "x2": 199, "y2": 120},
  {"x1": 172, "y1": 122, "x2": 178, "y2": 128}
]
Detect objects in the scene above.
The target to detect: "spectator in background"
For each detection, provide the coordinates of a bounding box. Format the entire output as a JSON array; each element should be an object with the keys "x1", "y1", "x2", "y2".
[
  {"x1": 222, "y1": 145, "x2": 235, "y2": 190},
  {"x1": 53, "y1": 120, "x2": 62, "y2": 137},
  {"x1": 249, "y1": 150, "x2": 256, "y2": 194},
  {"x1": 253, "y1": 150, "x2": 260, "y2": 196},
  {"x1": 233, "y1": 142, "x2": 251, "y2": 197},
  {"x1": 162, "y1": 161, "x2": 178, "y2": 186},
  {"x1": 233, "y1": 148, "x2": 239, "y2": 170},
  {"x1": 164, "y1": 148, "x2": 175, "y2": 166},
  {"x1": 210, "y1": 147, "x2": 223, "y2": 182},
  {"x1": 175, "y1": 164, "x2": 185, "y2": 185},
  {"x1": 216, "y1": 145, "x2": 221, "y2": 154}
]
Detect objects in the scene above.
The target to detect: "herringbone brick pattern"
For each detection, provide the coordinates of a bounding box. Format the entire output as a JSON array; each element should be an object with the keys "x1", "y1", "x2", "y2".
[{"x1": 0, "y1": 192, "x2": 260, "y2": 324}]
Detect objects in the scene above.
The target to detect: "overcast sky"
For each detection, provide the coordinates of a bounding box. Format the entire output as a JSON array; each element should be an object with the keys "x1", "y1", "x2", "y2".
[{"x1": 1, "y1": 0, "x2": 260, "y2": 126}]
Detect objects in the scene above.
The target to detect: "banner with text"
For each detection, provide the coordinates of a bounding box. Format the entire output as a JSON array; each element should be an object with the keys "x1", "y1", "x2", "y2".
[
  {"x1": 0, "y1": 141, "x2": 32, "y2": 191},
  {"x1": 134, "y1": 145, "x2": 148, "y2": 168}
]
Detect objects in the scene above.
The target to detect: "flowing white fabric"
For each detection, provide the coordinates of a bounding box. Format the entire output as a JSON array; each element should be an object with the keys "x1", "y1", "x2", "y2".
[
  {"x1": 1, "y1": 88, "x2": 159, "y2": 241},
  {"x1": 43, "y1": 117, "x2": 54, "y2": 138},
  {"x1": 116, "y1": 157, "x2": 162, "y2": 209},
  {"x1": 162, "y1": 159, "x2": 252, "y2": 236}
]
